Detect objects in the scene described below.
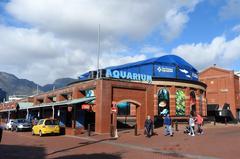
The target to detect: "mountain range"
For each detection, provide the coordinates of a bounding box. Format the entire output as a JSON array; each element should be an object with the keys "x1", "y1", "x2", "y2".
[{"x1": 0, "y1": 71, "x2": 78, "y2": 96}]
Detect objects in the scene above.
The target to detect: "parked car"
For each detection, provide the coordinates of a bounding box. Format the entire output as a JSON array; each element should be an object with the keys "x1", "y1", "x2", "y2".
[
  {"x1": 5, "y1": 119, "x2": 16, "y2": 131},
  {"x1": 12, "y1": 119, "x2": 32, "y2": 132},
  {"x1": 32, "y1": 119, "x2": 60, "y2": 137}
]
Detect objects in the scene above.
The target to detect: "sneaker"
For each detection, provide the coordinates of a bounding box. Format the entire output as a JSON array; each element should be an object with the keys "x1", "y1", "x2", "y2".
[
  {"x1": 191, "y1": 134, "x2": 195, "y2": 136},
  {"x1": 188, "y1": 133, "x2": 191, "y2": 135}
]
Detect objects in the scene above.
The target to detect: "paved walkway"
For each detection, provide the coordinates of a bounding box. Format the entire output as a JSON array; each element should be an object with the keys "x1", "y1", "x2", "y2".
[{"x1": 1, "y1": 123, "x2": 240, "y2": 159}]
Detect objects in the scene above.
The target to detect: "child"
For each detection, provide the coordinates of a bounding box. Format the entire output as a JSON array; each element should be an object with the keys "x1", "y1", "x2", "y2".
[{"x1": 188, "y1": 115, "x2": 195, "y2": 136}]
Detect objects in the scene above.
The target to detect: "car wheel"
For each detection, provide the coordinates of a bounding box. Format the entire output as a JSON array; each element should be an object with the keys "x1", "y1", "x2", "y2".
[{"x1": 39, "y1": 130, "x2": 43, "y2": 137}]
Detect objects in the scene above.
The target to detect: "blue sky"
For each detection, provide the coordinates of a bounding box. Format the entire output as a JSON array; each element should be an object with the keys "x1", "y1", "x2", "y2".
[{"x1": 0, "y1": 0, "x2": 240, "y2": 85}]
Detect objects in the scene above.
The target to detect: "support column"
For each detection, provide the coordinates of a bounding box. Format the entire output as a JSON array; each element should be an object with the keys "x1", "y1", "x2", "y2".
[
  {"x1": 26, "y1": 109, "x2": 29, "y2": 120},
  {"x1": 8, "y1": 111, "x2": 10, "y2": 121},
  {"x1": 185, "y1": 88, "x2": 190, "y2": 116},
  {"x1": 52, "y1": 106, "x2": 55, "y2": 119},
  {"x1": 169, "y1": 86, "x2": 176, "y2": 116},
  {"x1": 195, "y1": 90, "x2": 200, "y2": 115},
  {"x1": 72, "y1": 105, "x2": 76, "y2": 129},
  {"x1": 154, "y1": 85, "x2": 158, "y2": 116},
  {"x1": 202, "y1": 93, "x2": 207, "y2": 116},
  {"x1": 95, "y1": 80, "x2": 112, "y2": 134}
]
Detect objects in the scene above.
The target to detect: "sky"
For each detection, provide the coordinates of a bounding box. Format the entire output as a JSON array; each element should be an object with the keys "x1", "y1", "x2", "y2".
[{"x1": 0, "y1": 0, "x2": 240, "y2": 85}]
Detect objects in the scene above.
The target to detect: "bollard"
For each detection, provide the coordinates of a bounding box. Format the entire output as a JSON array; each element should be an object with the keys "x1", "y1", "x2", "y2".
[
  {"x1": 110, "y1": 125, "x2": 114, "y2": 137},
  {"x1": 87, "y1": 124, "x2": 91, "y2": 136},
  {"x1": 114, "y1": 128, "x2": 119, "y2": 138},
  {"x1": 134, "y1": 124, "x2": 138, "y2": 136},
  {"x1": 214, "y1": 118, "x2": 216, "y2": 125},
  {"x1": 175, "y1": 121, "x2": 179, "y2": 131},
  {"x1": 225, "y1": 117, "x2": 227, "y2": 125}
]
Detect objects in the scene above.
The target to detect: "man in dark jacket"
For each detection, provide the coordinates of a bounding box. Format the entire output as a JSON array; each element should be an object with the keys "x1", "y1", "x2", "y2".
[
  {"x1": 144, "y1": 115, "x2": 153, "y2": 138},
  {"x1": 164, "y1": 114, "x2": 173, "y2": 136}
]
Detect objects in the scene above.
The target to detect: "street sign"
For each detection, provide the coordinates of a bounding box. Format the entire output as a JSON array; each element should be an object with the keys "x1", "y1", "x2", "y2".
[
  {"x1": 82, "y1": 104, "x2": 90, "y2": 110},
  {"x1": 111, "y1": 107, "x2": 117, "y2": 113}
]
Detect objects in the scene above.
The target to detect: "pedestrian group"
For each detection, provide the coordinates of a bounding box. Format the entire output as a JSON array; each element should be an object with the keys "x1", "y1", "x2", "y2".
[{"x1": 144, "y1": 112, "x2": 204, "y2": 138}]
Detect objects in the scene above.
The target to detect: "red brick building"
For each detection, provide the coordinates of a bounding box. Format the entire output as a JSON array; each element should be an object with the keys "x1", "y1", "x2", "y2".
[
  {"x1": 199, "y1": 67, "x2": 240, "y2": 119},
  {"x1": 0, "y1": 55, "x2": 207, "y2": 135}
]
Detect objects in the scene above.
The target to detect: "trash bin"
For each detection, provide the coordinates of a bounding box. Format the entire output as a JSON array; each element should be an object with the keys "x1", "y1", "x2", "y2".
[{"x1": 0, "y1": 126, "x2": 3, "y2": 143}]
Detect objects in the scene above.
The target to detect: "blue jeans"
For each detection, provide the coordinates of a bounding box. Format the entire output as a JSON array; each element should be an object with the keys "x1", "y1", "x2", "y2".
[{"x1": 165, "y1": 125, "x2": 172, "y2": 136}]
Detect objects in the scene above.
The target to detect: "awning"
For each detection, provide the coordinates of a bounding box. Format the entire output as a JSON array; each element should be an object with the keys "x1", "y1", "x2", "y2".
[
  {"x1": 26, "y1": 96, "x2": 95, "y2": 109},
  {"x1": 0, "y1": 97, "x2": 96, "y2": 112}
]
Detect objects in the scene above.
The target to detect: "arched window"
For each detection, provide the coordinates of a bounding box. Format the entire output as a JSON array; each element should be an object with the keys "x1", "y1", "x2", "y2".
[
  {"x1": 158, "y1": 88, "x2": 170, "y2": 115},
  {"x1": 176, "y1": 90, "x2": 185, "y2": 116},
  {"x1": 117, "y1": 102, "x2": 130, "y2": 116}
]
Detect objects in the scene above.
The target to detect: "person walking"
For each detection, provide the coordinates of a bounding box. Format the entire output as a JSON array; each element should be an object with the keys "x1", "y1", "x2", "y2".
[
  {"x1": 163, "y1": 114, "x2": 173, "y2": 137},
  {"x1": 144, "y1": 115, "x2": 153, "y2": 138},
  {"x1": 188, "y1": 115, "x2": 195, "y2": 136},
  {"x1": 196, "y1": 114, "x2": 204, "y2": 134}
]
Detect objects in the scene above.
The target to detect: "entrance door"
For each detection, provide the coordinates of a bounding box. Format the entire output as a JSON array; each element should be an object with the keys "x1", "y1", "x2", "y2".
[{"x1": 116, "y1": 102, "x2": 138, "y2": 131}]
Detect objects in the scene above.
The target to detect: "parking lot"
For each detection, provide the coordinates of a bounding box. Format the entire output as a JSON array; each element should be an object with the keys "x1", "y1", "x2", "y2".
[{"x1": 1, "y1": 124, "x2": 240, "y2": 159}]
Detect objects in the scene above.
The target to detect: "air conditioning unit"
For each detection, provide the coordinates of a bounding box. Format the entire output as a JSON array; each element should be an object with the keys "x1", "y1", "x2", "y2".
[
  {"x1": 99, "y1": 69, "x2": 106, "y2": 78},
  {"x1": 88, "y1": 71, "x2": 97, "y2": 79}
]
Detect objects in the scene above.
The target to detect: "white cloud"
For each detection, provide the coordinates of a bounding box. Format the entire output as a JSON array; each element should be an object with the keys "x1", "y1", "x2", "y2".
[
  {"x1": 172, "y1": 35, "x2": 240, "y2": 70},
  {"x1": 0, "y1": 0, "x2": 201, "y2": 85},
  {"x1": 232, "y1": 24, "x2": 240, "y2": 33},
  {"x1": 219, "y1": 0, "x2": 240, "y2": 19}
]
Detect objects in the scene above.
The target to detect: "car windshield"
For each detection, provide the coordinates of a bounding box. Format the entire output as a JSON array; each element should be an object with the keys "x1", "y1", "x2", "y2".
[
  {"x1": 45, "y1": 120, "x2": 59, "y2": 125},
  {"x1": 16, "y1": 119, "x2": 27, "y2": 123}
]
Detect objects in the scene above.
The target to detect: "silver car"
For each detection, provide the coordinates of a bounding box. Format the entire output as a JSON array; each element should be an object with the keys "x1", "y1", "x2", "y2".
[{"x1": 12, "y1": 119, "x2": 32, "y2": 132}]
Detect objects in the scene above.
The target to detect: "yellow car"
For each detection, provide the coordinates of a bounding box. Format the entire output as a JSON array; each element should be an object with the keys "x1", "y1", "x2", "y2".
[{"x1": 32, "y1": 119, "x2": 60, "y2": 137}]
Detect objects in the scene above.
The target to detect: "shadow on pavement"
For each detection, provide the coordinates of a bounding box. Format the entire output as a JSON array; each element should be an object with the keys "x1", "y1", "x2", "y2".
[
  {"x1": 0, "y1": 144, "x2": 45, "y2": 159},
  {"x1": 54, "y1": 153, "x2": 122, "y2": 159},
  {"x1": 47, "y1": 138, "x2": 115, "y2": 156}
]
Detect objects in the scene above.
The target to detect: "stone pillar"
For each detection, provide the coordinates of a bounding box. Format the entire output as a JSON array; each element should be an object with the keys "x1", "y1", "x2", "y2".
[
  {"x1": 95, "y1": 80, "x2": 112, "y2": 134},
  {"x1": 154, "y1": 85, "x2": 158, "y2": 116},
  {"x1": 195, "y1": 90, "x2": 200, "y2": 115},
  {"x1": 185, "y1": 87, "x2": 190, "y2": 116},
  {"x1": 169, "y1": 86, "x2": 176, "y2": 116},
  {"x1": 202, "y1": 92, "x2": 207, "y2": 116}
]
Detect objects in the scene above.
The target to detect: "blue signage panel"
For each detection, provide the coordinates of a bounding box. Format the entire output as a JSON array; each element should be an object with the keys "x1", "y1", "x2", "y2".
[
  {"x1": 177, "y1": 67, "x2": 199, "y2": 81},
  {"x1": 106, "y1": 69, "x2": 152, "y2": 83},
  {"x1": 154, "y1": 64, "x2": 176, "y2": 78},
  {"x1": 139, "y1": 64, "x2": 153, "y2": 76}
]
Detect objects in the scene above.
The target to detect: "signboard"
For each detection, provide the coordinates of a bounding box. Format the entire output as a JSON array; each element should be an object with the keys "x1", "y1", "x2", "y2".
[
  {"x1": 106, "y1": 69, "x2": 152, "y2": 83},
  {"x1": 82, "y1": 104, "x2": 90, "y2": 110},
  {"x1": 111, "y1": 107, "x2": 117, "y2": 113},
  {"x1": 154, "y1": 65, "x2": 176, "y2": 78}
]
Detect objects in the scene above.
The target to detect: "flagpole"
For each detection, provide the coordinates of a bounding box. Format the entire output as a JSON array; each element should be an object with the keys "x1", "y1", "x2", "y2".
[{"x1": 97, "y1": 24, "x2": 100, "y2": 79}]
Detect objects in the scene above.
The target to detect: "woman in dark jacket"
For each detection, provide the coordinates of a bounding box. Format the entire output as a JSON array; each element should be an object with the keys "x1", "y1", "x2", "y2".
[{"x1": 144, "y1": 115, "x2": 153, "y2": 138}]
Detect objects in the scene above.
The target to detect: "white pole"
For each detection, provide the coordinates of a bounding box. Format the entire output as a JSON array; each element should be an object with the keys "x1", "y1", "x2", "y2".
[
  {"x1": 26, "y1": 109, "x2": 29, "y2": 120},
  {"x1": 97, "y1": 24, "x2": 101, "y2": 79},
  {"x1": 52, "y1": 106, "x2": 55, "y2": 119}
]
